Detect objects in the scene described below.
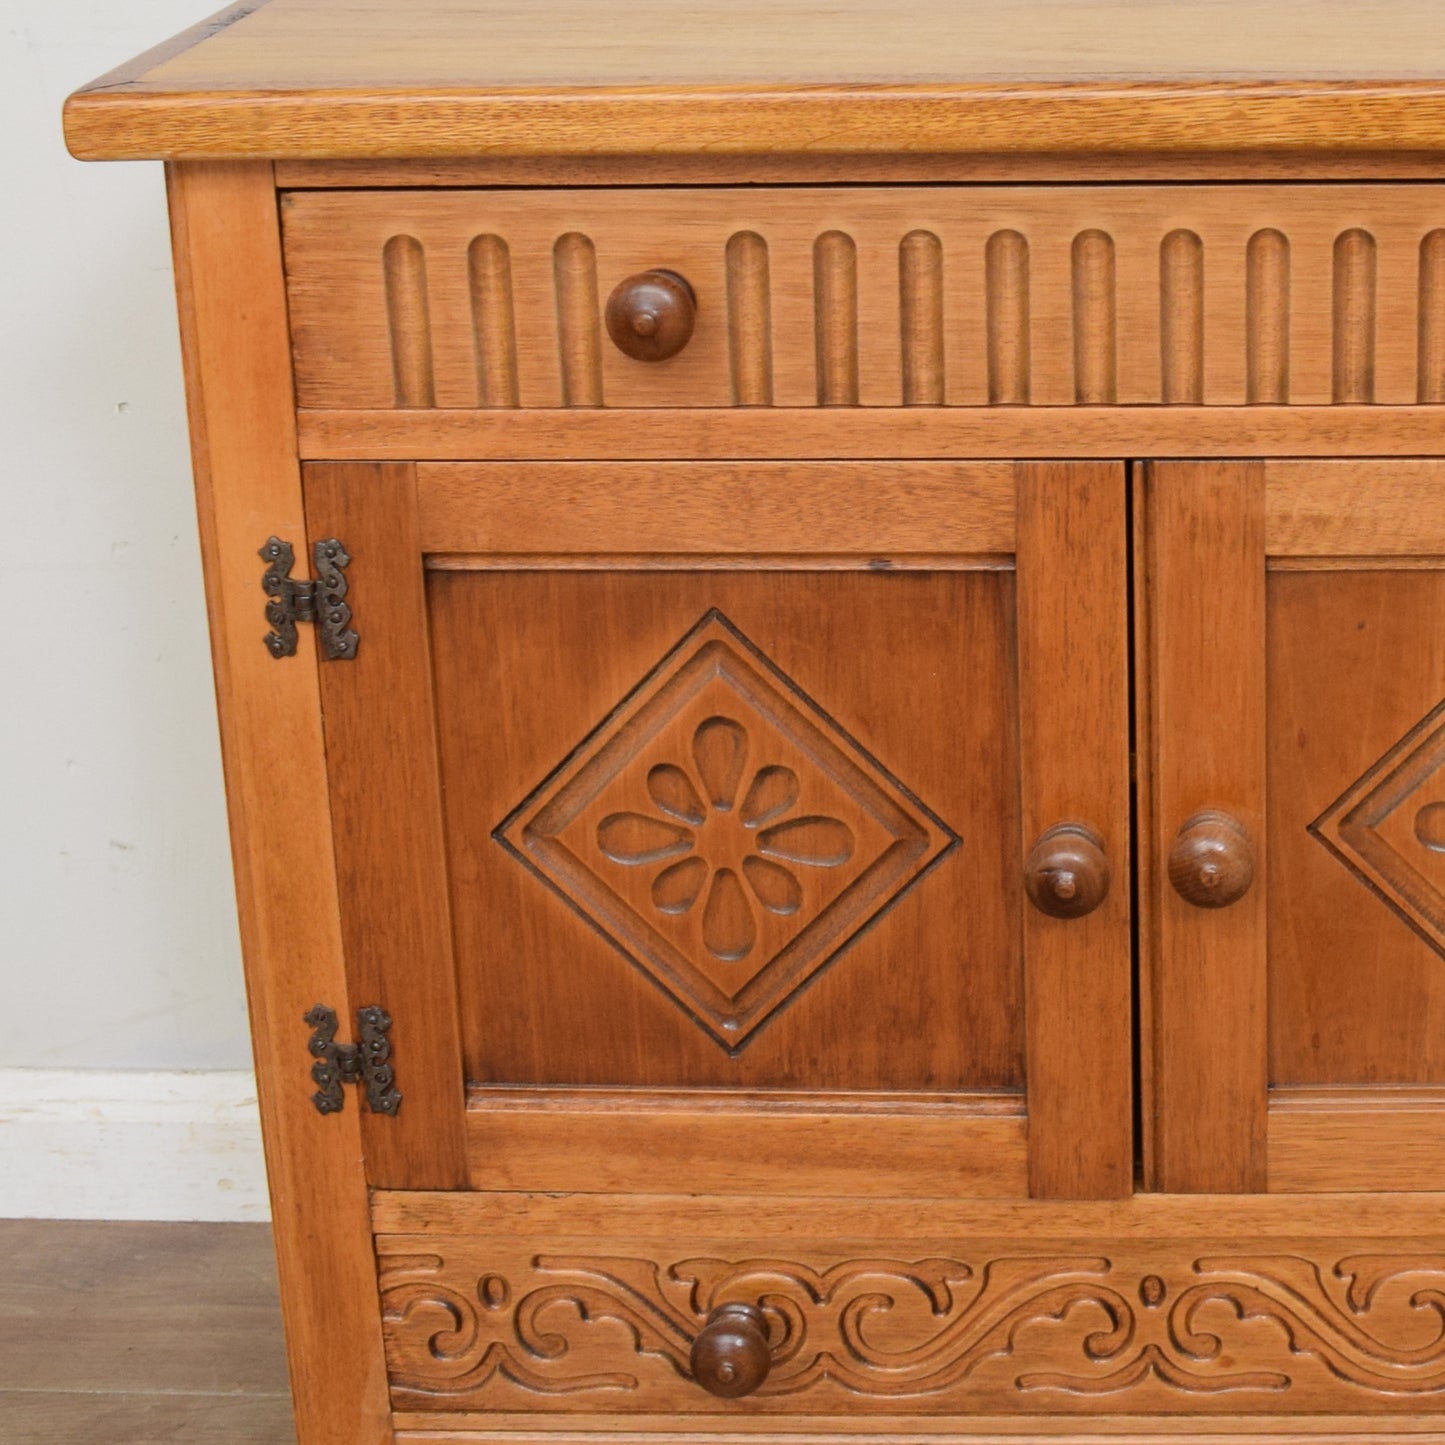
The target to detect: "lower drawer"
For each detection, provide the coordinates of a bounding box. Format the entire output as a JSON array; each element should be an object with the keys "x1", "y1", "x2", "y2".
[{"x1": 373, "y1": 1191, "x2": 1445, "y2": 1423}]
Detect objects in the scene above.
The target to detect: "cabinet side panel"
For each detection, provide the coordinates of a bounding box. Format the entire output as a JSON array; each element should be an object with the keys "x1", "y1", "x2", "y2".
[
  {"x1": 166, "y1": 160, "x2": 392, "y2": 1445},
  {"x1": 1016, "y1": 461, "x2": 1133, "y2": 1198}
]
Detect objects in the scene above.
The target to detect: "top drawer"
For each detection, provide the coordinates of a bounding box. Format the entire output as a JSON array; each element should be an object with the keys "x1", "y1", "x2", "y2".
[{"x1": 280, "y1": 185, "x2": 1445, "y2": 410}]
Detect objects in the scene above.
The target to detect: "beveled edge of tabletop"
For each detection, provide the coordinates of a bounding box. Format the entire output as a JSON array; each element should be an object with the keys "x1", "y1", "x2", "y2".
[
  {"x1": 59, "y1": 82, "x2": 1445, "y2": 164},
  {"x1": 62, "y1": 0, "x2": 1445, "y2": 162}
]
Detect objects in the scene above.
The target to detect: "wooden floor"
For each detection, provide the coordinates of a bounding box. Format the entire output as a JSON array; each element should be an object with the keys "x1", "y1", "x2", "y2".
[{"x1": 0, "y1": 1219, "x2": 296, "y2": 1443}]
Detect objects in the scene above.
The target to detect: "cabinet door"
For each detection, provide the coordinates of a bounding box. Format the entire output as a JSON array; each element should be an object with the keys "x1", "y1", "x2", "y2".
[
  {"x1": 1141, "y1": 460, "x2": 1445, "y2": 1193},
  {"x1": 303, "y1": 459, "x2": 1132, "y2": 1199}
]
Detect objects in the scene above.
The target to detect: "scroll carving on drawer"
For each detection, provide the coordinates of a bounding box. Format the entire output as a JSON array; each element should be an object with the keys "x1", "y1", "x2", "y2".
[
  {"x1": 377, "y1": 1235, "x2": 1445, "y2": 1414},
  {"x1": 281, "y1": 185, "x2": 1445, "y2": 410}
]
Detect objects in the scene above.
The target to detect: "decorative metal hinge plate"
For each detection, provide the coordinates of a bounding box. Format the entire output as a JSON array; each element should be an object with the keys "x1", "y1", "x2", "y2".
[
  {"x1": 260, "y1": 536, "x2": 359, "y2": 660},
  {"x1": 303, "y1": 1004, "x2": 402, "y2": 1116}
]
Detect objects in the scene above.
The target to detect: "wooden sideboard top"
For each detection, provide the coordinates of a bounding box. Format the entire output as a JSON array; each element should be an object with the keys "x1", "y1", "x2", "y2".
[{"x1": 64, "y1": 0, "x2": 1445, "y2": 162}]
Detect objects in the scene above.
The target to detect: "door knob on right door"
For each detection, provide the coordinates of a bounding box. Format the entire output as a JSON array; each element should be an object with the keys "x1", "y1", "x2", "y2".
[{"x1": 1167, "y1": 809, "x2": 1255, "y2": 909}]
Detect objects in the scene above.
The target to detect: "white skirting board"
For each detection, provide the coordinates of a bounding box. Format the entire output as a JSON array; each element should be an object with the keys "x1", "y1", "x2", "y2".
[{"x1": 0, "y1": 1069, "x2": 270, "y2": 1222}]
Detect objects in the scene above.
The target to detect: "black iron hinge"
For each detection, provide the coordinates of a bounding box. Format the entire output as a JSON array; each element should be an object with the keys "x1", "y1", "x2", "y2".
[
  {"x1": 259, "y1": 537, "x2": 359, "y2": 660},
  {"x1": 303, "y1": 1004, "x2": 402, "y2": 1116}
]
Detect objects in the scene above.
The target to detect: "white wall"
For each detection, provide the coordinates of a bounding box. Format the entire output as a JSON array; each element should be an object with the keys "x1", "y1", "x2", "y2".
[{"x1": 4, "y1": 2, "x2": 261, "y2": 1212}]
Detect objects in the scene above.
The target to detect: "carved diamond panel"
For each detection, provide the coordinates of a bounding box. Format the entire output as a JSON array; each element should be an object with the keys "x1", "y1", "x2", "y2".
[
  {"x1": 1312, "y1": 697, "x2": 1445, "y2": 957},
  {"x1": 497, "y1": 611, "x2": 957, "y2": 1047}
]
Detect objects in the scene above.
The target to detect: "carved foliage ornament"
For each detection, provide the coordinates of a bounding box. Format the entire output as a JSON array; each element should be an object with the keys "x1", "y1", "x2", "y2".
[
  {"x1": 496, "y1": 611, "x2": 956, "y2": 1047},
  {"x1": 378, "y1": 1246, "x2": 1445, "y2": 1413}
]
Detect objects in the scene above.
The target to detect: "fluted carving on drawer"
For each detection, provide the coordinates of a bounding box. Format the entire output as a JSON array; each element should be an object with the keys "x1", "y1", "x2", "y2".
[
  {"x1": 1334, "y1": 227, "x2": 1378, "y2": 403},
  {"x1": 553, "y1": 231, "x2": 603, "y2": 407},
  {"x1": 1421, "y1": 229, "x2": 1445, "y2": 404},
  {"x1": 1246, "y1": 228, "x2": 1291, "y2": 403},
  {"x1": 725, "y1": 230, "x2": 772, "y2": 405},
  {"x1": 985, "y1": 229, "x2": 1030, "y2": 405},
  {"x1": 813, "y1": 230, "x2": 859, "y2": 405},
  {"x1": 377, "y1": 1240, "x2": 1445, "y2": 1413},
  {"x1": 280, "y1": 185, "x2": 1445, "y2": 409},
  {"x1": 466, "y1": 234, "x2": 518, "y2": 408},
  {"x1": 381, "y1": 234, "x2": 434, "y2": 406},
  {"x1": 1071, "y1": 229, "x2": 1117, "y2": 404},
  {"x1": 1160, "y1": 229, "x2": 1204, "y2": 404},
  {"x1": 899, "y1": 229, "x2": 944, "y2": 405}
]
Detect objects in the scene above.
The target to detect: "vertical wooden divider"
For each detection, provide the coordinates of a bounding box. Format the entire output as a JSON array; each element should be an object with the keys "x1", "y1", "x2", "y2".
[
  {"x1": 1017, "y1": 461, "x2": 1133, "y2": 1198},
  {"x1": 166, "y1": 162, "x2": 393, "y2": 1444},
  {"x1": 1143, "y1": 460, "x2": 1268, "y2": 1192},
  {"x1": 1131, "y1": 462, "x2": 1159, "y2": 1190},
  {"x1": 303, "y1": 462, "x2": 468, "y2": 1188}
]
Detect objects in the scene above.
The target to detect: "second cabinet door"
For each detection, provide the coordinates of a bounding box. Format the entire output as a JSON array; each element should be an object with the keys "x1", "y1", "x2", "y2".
[
  {"x1": 1141, "y1": 459, "x2": 1445, "y2": 1194},
  {"x1": 301, "y1": 459, "x2": 1133, "y2": 1201}
]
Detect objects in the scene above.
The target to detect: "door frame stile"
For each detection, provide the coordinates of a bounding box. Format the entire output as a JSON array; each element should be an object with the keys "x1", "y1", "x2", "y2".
[
  {"x1": 302, "y1": 460, "x2": 469, "y2": 1189},
  {"x1": 1143, "y1": 459, "x2": 1269, "y2": 1193},
  {"x1": 1016, "y1": 460, "x2": 1134, "y2": 1198}
]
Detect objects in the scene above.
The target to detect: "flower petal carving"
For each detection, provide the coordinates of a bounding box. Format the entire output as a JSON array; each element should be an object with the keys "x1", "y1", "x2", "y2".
[
  {"x1": 651, "y1": 856, "x2": 708, "y2": 915},
  {"x1": 702, "y1": 867, "x2": 755, "y2": 960},
  {"x1": 692, "y1": 717, "x2": 748, "y2": 812},
  {"x1": 742, "y1": 855, "x2": 803, "y2": 916},
  {"x1": 758, "y1": 816, "x2": 855, "y2": 867},
  {"x1": 647, "y1": 764, "x2": 706, "y2": 825},
  {"x1": 502, "y1": 613, "x2": 958, "y2": 1046},
  {"x1": 741, "y1": 766, "x2": 800, "y2": 828},
  {"x1": 596, "y1": 813, "x2": 693, "y2": 867}
]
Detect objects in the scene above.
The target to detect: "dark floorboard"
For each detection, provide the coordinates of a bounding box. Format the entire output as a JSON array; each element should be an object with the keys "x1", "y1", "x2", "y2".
[{"x1": 0, "y1": 1220, "x2": 295, "y2": 1444}]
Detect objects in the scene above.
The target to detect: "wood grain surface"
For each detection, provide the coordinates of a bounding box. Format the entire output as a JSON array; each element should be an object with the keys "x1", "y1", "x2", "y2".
[
  {"x1": 1267, "y1": 459, "x2": 1445, "y2": 554},
  {"x1": 296, "y1": 405, "x2": 1445, "y2": 463},
  {"x1": 1016, "y1": 463, "x2": 1132, "y2": 1199},
  {"x1": 280, "y1": 185, "x2": 1445, "y2": 411},
  {"x1": 1268, "y1": 1087, "x2": 1445, "y2": 1191},
  {"x1": 429, "y1": 567, "x2": 1024, "y2": 1096},
  {"x1": 302, "y1": 462, "x2": 468, "y2": 1189},
  {"x1": 61, "y1": 1, "x2": 1445, "y2": 161},
  {"x1": 1258, "y1": 459, "x2": 1445, "y2": 1192},
  {"x1": 369, "y1": 1189, "x2": 1445, "y2": 1418},
  {"x1": 275, "y1": 153, "x2": 1445, "y2": 188},
  {"x1": 165, "y1": 159, "x2": 392, "y2": 1445},
  {"x1": 392, "y1": 1419, "x2": 1445, "y2": 1442},
  {"x1": 462, "y1": 1088, "x2": 1029, "y2": 1199},
  {"x1": 414, "y1": 462, "x2": 1015, "y2": 563},
  {"x1": 1140, "y1": 461, "x2": 1269, "y2": 1194},
  {"x1": 369, "y1": 1188, "x2": 1445, "y2": 1238},
  {"x1": 378, "y1": 1235, "x2": 1445, "y2": 1414},
  {"x1": 1267, "y1": 566, "x2": 1445, "y2": 1085},
  {"x1": 0, "y1": 1220, "x2": 293, "y2": 1445}
]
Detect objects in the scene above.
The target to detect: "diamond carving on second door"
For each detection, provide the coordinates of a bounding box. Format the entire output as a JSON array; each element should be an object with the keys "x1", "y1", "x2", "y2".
[
  {"x1": 1311, "y1": 697, "x2": 1445, "y2": 957},
  {"x1": 497, "y1": 611, "x2": 957, "y2": 1048}
]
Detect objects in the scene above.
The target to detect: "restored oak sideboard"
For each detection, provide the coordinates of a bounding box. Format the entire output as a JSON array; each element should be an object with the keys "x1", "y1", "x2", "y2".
[{"x1": 66, "y1": 3, "x2": 1445, "y2": 1441}]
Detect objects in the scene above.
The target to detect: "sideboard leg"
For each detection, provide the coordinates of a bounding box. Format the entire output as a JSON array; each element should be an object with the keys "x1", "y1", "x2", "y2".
[{"x1": 167, "y1": 158, "x2": 393, "y2": 1445}]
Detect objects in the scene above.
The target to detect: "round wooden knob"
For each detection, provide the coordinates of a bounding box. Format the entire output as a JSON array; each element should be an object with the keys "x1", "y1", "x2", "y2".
[
  {"x1": 605, "y1": 269, "x2": 697, "y2": 361},
  {"x1": 1168, "y1": 809, "x2": 1255, "y2": 909},
  {"x1": 690, "y1": 1303, "x2": 771, "y2": 1398},
  {"x1": 1024, "y1": 823, "x2": 1110, "y2": 920}
]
